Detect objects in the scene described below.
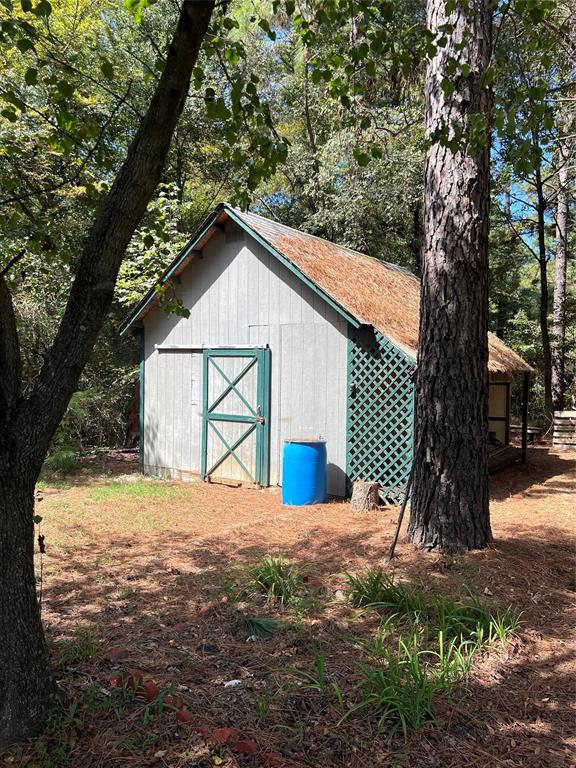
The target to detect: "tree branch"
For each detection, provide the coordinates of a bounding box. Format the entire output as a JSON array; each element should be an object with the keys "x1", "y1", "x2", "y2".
[
  {"x1": 0, "y1": 275, "x2": 22, "y2": 424},
  {"x1": 0, "y1": 83, "x2": 132, "y2": 208},
  {"x1": 0, "y1": 249, "x2": 27, "y2": 280},
  {"x1": 496, "y1": 203, "x2": 540, "y2": 261},
  {"x1": 16, "y1": 1, "x2": 215, "y2": 468}
]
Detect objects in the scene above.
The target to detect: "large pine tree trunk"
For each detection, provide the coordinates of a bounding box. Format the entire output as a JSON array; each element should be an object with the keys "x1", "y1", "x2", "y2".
[
  {"x1": 0, "y1": 1, "x2": 214, "y2": 746},
  {"x1": 551, "y1": 135, "x2": 571, "y2": 411},
  {"x1": 408, "y1": 0, "x2": 492, "y2": 552},
  {"x1": 0, "y1": 459, "x2": 56, "y2": 744}
]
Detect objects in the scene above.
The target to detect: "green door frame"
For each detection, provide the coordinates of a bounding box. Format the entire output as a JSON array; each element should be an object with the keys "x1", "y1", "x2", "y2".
[{"x1": 201, "y1": 347, "x2": 270, "y2": 485}]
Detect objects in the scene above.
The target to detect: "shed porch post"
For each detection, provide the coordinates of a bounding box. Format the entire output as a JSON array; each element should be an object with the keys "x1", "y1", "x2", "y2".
[{"x1": 521, "y1": 372, "x2": 530, "y2": 464}]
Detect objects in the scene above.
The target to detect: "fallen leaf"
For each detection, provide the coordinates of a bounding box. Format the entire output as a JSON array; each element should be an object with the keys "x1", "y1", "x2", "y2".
[
  {"x1": 261, "y1": 752, "x2": 283, "y2": 766},
  {"x1": 212, "y1": 727, "x2": 241, "y2": 744},
  {"x1": 176, "y1": 710, "x2": 194, "y2": 725},
  {"x1": 234, "y1": 739, "x2": 258, "y2": 756},
  {"x1": 139, "y1": 681, "x2": 160, "y2": 702}
]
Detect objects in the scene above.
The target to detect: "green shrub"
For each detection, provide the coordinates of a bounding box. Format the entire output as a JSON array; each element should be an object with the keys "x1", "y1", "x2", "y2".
[{"x1": 41, "y1": 449, "x2": 79, "y2": 477}]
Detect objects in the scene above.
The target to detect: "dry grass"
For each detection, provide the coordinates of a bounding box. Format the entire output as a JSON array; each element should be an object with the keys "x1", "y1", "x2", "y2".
[{"x1": 3, "y1": 447, "x2": 575, "y2": 768}]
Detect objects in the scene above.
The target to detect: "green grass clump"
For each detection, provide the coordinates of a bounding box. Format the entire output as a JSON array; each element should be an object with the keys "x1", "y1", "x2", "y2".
[
  {"x1": 345, "y1": 635, "x2": 439, "y2": 740},
  {"x1": 341, "y1": 570, "x2": 522, "y2": 739},
  {"x1": 88, "y1": 481, "x2": 185, "y2": 502},
  {"x1": 63, "y1": 628, "x2": 98, "y2": 664},
  {"x1": 238, "y1": 616, "x2": 283, "y2": 639},
  {"x1": 345, "y1": 569, "x2": 427, "y2": 615},
  {"x1": 345, "y1": 569, "x2": 521, "y2": 649},
  {"x1": 279, "y1": 641, "x2": 330, "y2": 694},
  {"x1": 249, "y1": 554, "x2": 301, "y2": 606}
]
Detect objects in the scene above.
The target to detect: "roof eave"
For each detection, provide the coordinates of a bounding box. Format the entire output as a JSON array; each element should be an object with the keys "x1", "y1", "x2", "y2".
[
  {"x1": 119, "y1": 203, "x2": 364, "y2": 336},
  {"x1": 118, "y1": 204, "x2": 229, "y2": 336}
]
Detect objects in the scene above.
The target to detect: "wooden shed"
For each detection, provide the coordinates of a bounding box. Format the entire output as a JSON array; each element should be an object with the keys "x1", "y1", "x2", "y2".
[{"x1": 120, "y1": 203, "x2": 532, "y2": 500}]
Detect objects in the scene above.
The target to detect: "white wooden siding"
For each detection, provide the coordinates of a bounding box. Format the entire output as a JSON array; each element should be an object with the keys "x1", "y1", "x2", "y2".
[{"x1": 142, "y1": 222, "x2": 349, "y2": 496}]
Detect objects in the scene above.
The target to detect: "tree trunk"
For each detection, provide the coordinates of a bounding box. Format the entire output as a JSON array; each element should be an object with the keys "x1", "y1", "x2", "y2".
[
  {"x1": 351, "y1": 481, "x2": 380, "y2": 512},
  {"x1": 408, "y1": 0, "x2": 492, "y2": 553},
  {"x1": 551, "y1": 135, "x2": 571, "y2": 411},
  {"x1": 0, "y1": 460, "x2": 56, "y2": 745},
  {"x1": 533, "y1": 155, "x2": 554, "y2": 419},
  {"x1": 0, "y1": 1, "x2": 214, "y2": 746}
]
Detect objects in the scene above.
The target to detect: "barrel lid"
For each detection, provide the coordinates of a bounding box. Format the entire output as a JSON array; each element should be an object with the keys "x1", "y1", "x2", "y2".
[{"x1": 284, "y1": 438, "x2": 326, "y2": 444}]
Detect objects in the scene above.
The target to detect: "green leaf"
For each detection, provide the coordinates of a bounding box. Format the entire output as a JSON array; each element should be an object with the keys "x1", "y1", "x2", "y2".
[
  {"x1": 353, "y1": 147, "x2": 370, "y2": 167},
  {"x1": 24, "y1": 67, "x2": 38, "y2": 85},
  {"x1": 100, "y1": 60, "x2": 114, "y2": 80},
  {"x1": 57, "y1": 80, "x2": 75, "y2": 98},
  {"x1": 440, "y1": 77, "x2": 455, "y2": 97},
  {"x1": 1, "y1": 107, "x2": 17, "y2": 122},
  {"x1": 365, "y1": 60, "x2": 376, "y2": 77},
  {"x1": 224, "y1": 47, "x2": 240, "y2": 67},
  {"x1": 33, "y1": 515, "x2": 43, "y2": 524},
  {"x1": 16, "y1": 36, "x2": 34, "y2": 53},
  {"x1": 124, "y1": 0, "x2": 156, "y2": 21},
  {"x1": 33, "y1": 0, "x2": 52, "y2": 16},
  {"x1": 258, "y1": 18, "x2": 276, "y2": 40},
  {"x1": 2, "y1": 90, "x2": 26, "y2": 111}
]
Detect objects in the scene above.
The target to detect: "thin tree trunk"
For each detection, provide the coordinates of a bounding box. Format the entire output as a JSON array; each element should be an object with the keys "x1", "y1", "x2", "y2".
[
  {"x1": 551, "y1": 135, "x2": 571, "y2": 411},
  {"x1": 408, "y1": 0, "x2": 492, "y2": 552},
  {"x1": 301, "y1": 32, "x2": 320, "y2": 215},
  {"x1": 533, "y1": 155, "x2": 553, "y2": 419},
  {"x1": 0, "y1": 1, "x2": 214, "y2": 746}
]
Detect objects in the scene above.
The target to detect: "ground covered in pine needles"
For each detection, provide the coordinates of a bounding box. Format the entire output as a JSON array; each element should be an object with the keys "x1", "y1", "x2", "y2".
[{"x1": 2, "y1": 446, "x2": 574, "y2": 768}]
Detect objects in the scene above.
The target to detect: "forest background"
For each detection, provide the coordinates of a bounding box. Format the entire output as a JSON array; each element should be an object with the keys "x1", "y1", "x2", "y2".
[{"x1": 2, "y1": 0, "x2": 574, "y2": 469}]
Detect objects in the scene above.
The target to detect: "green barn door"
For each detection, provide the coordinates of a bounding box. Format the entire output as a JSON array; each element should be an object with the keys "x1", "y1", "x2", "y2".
[{"x1": 201, "y1": 348, "x2": 270, "y2": 486}]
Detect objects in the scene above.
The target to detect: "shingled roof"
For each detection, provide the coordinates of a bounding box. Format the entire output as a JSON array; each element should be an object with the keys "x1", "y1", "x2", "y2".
[{"x1": 120, "y1": 203, "x2": 532, "y2": 375}]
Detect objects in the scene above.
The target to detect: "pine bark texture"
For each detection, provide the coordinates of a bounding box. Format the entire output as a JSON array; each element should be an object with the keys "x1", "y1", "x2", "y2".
[
  {"x1": 0, "y1": 1, "x2": 214, "y2": 746},
  {"x1": 408, "y1": 0, "x2": 492, "y2": 552},
  {"x1": 551, "y1": 135, "x2": 571, "y2": 411}
]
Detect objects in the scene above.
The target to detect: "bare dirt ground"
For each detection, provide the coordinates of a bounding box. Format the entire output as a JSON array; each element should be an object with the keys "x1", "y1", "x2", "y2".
[{"x1": 3, "y1": 446, "x2": 575, "y2": 768}]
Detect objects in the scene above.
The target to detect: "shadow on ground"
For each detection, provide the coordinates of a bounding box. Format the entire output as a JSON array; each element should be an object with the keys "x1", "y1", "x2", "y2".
[{"x1": 5, "y1": 447, "x2": 574, "y2": 768}]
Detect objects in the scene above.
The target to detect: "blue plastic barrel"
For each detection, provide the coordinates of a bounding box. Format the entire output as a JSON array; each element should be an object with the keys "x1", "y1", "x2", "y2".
[{"x1": 282, "y1": 439, "x2": 327, "y2": 505}]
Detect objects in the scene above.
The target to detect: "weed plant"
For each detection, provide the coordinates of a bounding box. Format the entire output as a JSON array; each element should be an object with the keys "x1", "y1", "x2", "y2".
[{"x1": 249, "y1": 554, "x2": 302, "y2": 606}]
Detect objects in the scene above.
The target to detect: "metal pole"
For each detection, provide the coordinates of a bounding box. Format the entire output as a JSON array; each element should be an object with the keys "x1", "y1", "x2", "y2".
[{"x1": 386, "y1": 465, "x2": 414, "y2": 562}]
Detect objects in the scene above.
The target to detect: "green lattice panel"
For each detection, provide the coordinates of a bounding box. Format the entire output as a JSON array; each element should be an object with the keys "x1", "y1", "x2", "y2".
[{"x1": 347, "y1": 329, "x2": 414, "y2": 504}]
